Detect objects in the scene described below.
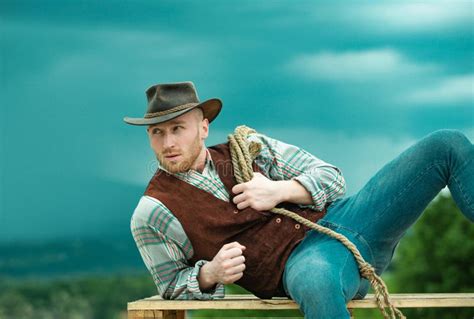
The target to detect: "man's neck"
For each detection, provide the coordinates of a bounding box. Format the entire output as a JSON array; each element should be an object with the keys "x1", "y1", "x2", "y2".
[{"x1": 190, "y1": 146, "x2": 208, "y2": 174}]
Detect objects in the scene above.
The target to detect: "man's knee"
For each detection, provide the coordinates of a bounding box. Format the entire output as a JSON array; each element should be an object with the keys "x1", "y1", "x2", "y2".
[
  {"x1": 426, "y1": 129, "x2": 471, "y2": 151},
  {"x1": 286, "y1": 266, "x2": 343, "y2": 302},
  {"x1": 286, "y1": 268, "x2": 351, "y2": 318},
  {"x1": 413, "y1": 129, "x2": 472, "y2": 165}
]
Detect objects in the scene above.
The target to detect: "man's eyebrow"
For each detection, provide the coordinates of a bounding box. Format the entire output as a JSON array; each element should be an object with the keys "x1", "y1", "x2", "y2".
[
  {"x1": 149, "y1": 120, "x2": 186, "y2": 130},
  {"x1": 168, "y1": 120, "x2": 186, "y2": 125}
]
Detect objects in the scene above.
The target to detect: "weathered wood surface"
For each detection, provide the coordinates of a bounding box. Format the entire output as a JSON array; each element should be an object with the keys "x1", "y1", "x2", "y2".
[{"x1": 128, "y1": 293, "x2": 474, "y2": 311}]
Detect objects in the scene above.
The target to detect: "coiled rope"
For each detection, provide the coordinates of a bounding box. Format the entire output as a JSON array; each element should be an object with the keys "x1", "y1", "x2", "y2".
[{"x1": 227, "y1": 125, "x2": 406, "y2": 319}]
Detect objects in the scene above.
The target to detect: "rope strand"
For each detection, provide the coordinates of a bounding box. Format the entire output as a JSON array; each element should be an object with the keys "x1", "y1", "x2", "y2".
[{"x1": 227, "y1": 125, "x2": 406, "y2": 319}]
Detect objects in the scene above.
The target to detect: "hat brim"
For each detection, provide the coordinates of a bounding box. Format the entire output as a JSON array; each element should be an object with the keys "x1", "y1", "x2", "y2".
[{"x1": 123, "y1": 98, "x2": 222, "y2": 126}]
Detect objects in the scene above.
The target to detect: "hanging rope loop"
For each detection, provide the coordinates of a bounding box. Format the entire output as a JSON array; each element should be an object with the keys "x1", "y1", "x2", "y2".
[{"x1": 227, "y1": 125, "x2": 406, "y2": 319}]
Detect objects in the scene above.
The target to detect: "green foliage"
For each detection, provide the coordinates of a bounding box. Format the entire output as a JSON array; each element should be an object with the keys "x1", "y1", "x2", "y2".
[
  {"x1": 0, "y1": 274, "x2": 156, "y2": 319},
  {"x1": 389, "y1": 193, "x2": 474, "y2": 318}
]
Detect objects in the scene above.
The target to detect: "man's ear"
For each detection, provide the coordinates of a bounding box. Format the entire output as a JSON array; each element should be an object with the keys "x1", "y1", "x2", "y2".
[
  {"x1": 146, "y1": 127, "x2": 154, "y2": 144},
  {"x1": 201, "y1": 118, "x2": 209, "y2": 139}
]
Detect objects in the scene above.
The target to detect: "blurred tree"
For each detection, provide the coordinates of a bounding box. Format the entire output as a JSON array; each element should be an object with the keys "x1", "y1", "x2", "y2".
[
  {"x1": 0, "y1": 274, "x2": 156, "y2": 319},
  {"x1": 390, "y1": 193, "x2": 474, "y2": 318},
  {"x1": 0, "y1": 291, "x2": 34, "y2": 319}
]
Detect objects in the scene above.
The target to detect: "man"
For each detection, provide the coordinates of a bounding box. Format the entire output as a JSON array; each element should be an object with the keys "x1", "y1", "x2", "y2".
[{"x1": 125, "y1": 81, "x2": 474, "y2": 319}]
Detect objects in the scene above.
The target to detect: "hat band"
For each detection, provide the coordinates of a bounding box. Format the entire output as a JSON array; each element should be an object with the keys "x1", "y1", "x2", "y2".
[{"x1": 144, "y1": 102, "x2": 199, "y2": 118}]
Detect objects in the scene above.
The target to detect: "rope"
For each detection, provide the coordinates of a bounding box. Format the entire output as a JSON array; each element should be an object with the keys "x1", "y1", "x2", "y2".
[
  {"x1": 227, "y1": 125, "x2": 406, "y2": 319},
  {"x1": 144, "y1": 103, "x2": 198, "y2": 118}
]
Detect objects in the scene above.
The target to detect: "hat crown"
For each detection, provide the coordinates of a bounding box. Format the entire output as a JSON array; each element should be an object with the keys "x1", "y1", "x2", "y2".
[
  {"x1": 146, "y1": 82, "x2": 200, "y2": 114},
  {"x1": 123, "y1": 80, "x2": 222, "y2": 126}
]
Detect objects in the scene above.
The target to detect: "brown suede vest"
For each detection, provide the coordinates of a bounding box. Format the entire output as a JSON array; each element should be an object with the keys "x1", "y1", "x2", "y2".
[{"x1": 144, "y1": 142, "x2": 328, "y2": 298}]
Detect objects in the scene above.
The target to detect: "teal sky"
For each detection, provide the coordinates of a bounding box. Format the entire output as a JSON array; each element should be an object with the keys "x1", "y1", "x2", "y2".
[{"x1": 1, "y1": 0, "x2": 473, "y2": 241}]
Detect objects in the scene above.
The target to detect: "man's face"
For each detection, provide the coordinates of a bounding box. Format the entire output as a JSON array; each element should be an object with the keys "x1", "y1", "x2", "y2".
[{"x1": 147, "y1": 108, "x2": 209, "y2": 173}]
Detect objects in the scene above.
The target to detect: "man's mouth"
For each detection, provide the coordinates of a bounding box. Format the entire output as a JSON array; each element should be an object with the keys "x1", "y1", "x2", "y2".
[{"x1": 164, "y1": 154, "x2": 181, "y2": 160}]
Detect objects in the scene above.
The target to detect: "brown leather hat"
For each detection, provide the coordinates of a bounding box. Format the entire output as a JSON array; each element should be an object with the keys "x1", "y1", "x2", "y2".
[{"x1": 124, "y1": 81, "x2": 222, "y2": 126}]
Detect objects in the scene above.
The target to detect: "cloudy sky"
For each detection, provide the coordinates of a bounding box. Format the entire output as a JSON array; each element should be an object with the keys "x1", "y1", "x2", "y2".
[{"x1": 1, "y1": 0, "x2": 473, "y2": 241}]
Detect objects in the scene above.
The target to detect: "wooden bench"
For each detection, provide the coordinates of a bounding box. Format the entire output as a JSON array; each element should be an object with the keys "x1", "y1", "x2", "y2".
[{"x1": 127, "y1": 293, "x2": 474, "y2": 318}]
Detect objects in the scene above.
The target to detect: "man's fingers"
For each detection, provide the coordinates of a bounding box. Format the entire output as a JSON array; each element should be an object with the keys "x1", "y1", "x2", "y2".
[
  {"x1": 231, "y1": 182, "x2": 246, "y2": 194},
  {"x1": 225, "y1": 255, "x2": 245, "y2": 268},
  {"x1": 236, "y1": 200, "x2": 250, "y2": 210},
  {"x1": 215, "y1": 243, "x2": 247, "y2": 284},
  {"x1": 222, "y1": 241, "x2": 246, "y2": 251},
  {"x1": 232, "y1": 193, "x2": 246, "y2": 205},
  {"x1": 223, "y1": 247, "x2": 246, "y2": 259},
  {"x1": 225, "y1": 263, "x2": 246, "y2": 277},
  {"x1": 222, "y1": 241, "x2": 243, "y2": 250},
  {"x1": 232, "y1": 262, "x2": 246, "y2": 273}
]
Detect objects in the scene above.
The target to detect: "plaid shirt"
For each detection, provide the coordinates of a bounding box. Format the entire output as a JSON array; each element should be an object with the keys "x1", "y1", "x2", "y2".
[{"x1": 130, "y1": 131, "x2": 346, "y2": 300}]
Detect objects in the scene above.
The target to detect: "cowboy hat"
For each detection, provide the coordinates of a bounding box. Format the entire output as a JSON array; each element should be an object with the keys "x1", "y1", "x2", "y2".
[{"x1": 124, "y1": 81, "x2": 222, "y2": 126}]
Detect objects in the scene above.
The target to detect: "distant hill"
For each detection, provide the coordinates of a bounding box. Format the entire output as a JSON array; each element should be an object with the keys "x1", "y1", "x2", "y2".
[{"x1": 0, "y1": 236, "x2": 146, "y2": 278}]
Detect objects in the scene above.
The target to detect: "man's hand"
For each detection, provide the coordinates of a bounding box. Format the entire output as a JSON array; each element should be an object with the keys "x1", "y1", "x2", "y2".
[
  {"x1": 231, "y1": 172, "x2": 284, "y2": 211},
  {"x1": 200, "y1": 242, "x2": 246, "y2": 287}
]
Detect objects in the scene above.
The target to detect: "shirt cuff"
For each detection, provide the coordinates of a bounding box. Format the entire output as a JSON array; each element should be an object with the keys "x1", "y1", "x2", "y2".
[
  {"x1": 187, "y1": 259, "x2": 225, "y2": 300},
  {"x1": 291, "y1": 175, "x2": 327, "y2": 211}
]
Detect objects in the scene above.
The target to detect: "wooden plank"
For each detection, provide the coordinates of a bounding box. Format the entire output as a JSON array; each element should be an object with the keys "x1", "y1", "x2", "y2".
[
  {"x1": 347, "y1": 293, "x2": 474, "y2": 309},
  {"x1": 128, "y1": 310, "x2": 163, "y2": 319},
  {"x1": 127, "y1": 293, "x2": 474, "y2": 310},
  {"x1": 127, "y1": 310, "x2": 186, "y2": 319},
  {"x1": 163, "y1": 310, "x2": 185, "y2": 319}
]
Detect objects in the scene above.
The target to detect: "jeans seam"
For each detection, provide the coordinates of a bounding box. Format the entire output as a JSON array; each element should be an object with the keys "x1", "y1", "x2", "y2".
[
  {"x1": 449, "y1": 153, "x2": 474, "y2": 213},
  {"x1": 378, "y1": 160, "x2": 445, "y2": 217},
  {"x1": 339, "y1": 251, "x2": 354, "y2": 302},
  {"x1": 452, "y1": 173, "x2": 474, "y2": 213}
]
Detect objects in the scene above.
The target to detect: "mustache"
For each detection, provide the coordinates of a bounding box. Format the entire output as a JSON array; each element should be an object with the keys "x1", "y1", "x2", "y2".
[{"x1": 162, "y1": 150, "x2": 181, "y2": 156}]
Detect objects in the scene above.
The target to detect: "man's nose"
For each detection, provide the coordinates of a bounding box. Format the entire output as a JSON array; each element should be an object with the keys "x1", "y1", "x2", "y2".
[{"x1": 162, "y1": 134, "x2": 175, "y2": 149}]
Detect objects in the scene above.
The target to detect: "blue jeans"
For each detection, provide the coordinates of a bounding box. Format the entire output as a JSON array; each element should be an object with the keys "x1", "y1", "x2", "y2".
[{"x1": 282, "y1": 129, "x2": 474, "y2": 319}]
